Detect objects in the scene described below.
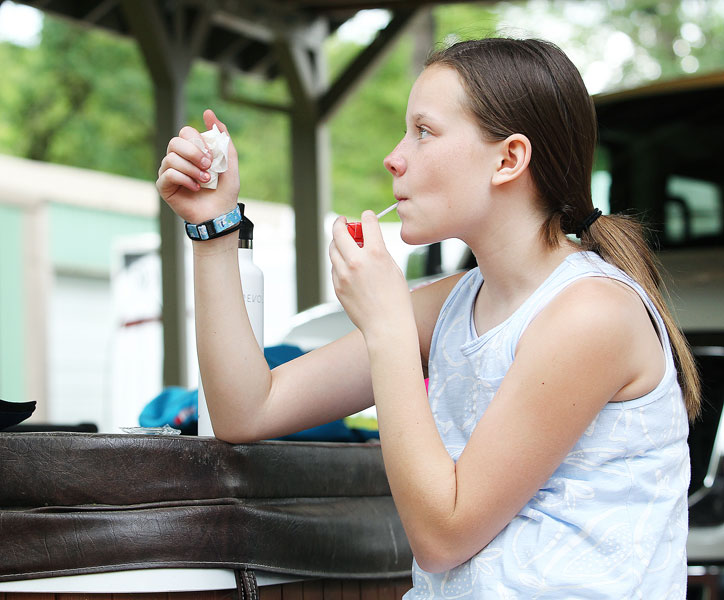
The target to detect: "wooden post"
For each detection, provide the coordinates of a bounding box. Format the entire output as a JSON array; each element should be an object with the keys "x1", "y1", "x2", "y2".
[{"x1": 120, "y1": 1, "x2": 210, "y2": 386}]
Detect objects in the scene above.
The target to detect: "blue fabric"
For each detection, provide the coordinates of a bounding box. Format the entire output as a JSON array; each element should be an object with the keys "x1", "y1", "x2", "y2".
[
  {"x1": 264, "y1": 344, "x2": 305, "y2": 368},
  {"x1": 275, "y1": 419, "x2": 379, "y2": 443},
  {"x1": 139, "y1": 386, "x2": 198, "y2": 430}
]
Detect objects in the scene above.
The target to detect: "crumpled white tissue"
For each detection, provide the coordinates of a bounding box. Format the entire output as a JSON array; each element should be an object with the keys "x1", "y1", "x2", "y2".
[{"x1": 192, "y1": 124, "x2": 230, "y2": 189}]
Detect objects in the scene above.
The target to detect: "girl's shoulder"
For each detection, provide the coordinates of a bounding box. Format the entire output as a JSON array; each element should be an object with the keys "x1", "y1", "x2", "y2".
[
  {"x1": 533, "y1": 251, "x2": 654, "y2": 331},
  {"x1": 546, "y1": 274, "x2": 652, "y2": 330},
  {"x1": 524, "y1": 247, "x2": 653, "y2": 339},
  {"x1": 519, "y1": 272, "x2": 668, "y2": 403}
]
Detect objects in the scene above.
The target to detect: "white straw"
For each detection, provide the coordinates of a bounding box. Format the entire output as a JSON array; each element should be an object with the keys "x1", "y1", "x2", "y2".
[{"x1": 376, "y1": 202, "x2": 399, "y2": 219}]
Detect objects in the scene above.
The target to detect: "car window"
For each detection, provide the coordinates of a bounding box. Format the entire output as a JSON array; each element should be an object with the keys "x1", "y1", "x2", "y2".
[
  {"x1": 593, "y1": 146, "x2": 723, "y2": 250},
  {"x1": 665, "y1": 176, "x2": 723, "y2": 246}
]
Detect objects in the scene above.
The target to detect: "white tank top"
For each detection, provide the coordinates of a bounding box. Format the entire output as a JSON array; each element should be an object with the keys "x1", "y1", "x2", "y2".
[{"x1": 406, "y1": 251, "x2": 690, "y2": 599}]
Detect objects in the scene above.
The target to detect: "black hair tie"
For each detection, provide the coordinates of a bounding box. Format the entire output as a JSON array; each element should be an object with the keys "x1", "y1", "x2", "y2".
[{"x1": 575, "y1": 208, "x2": 602, "y2": 238}]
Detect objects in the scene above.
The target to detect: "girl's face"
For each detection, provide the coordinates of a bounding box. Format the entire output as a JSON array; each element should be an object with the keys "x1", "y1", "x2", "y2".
[{"x1": 384, "y1": 65, "x2": 499, "y2": 246}]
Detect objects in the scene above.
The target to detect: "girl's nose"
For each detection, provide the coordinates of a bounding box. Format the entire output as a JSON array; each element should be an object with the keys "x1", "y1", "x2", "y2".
[{"x1": 383, "y1": 145, "x2": 406, "y2": 177}]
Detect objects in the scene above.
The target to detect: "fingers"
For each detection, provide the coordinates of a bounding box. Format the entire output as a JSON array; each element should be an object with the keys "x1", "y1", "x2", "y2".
[
  {"x1": 156, "y1": 166, "x2": 201, "y2": 195},
  {"x1": 331, "y1": 215, "x2": 360, "y2": 258},
  {"x1": 328, "y1": 233, "x2": 353, "y2": 305},
  {"x1": 158, "y1": 136, "x2": 207, "y2": 197},
  {"x1": 156, "y1": 111, "x2": 239, "y2": 212},
  {"x1": 178, "y1": 125, "x2": 207, "y2": 156},
  {"x1": 328, "y1": 236, "x2": 341, "y2": 269},
  {"x1": 159, "y1": 150, "x2": 211, "y2": 183},
  {"x1": 329, "y1": 217, "x2": 354, "y2": 289},
  {"x1": 166, "y1": 135, "x2": 211, "y2": 171}
]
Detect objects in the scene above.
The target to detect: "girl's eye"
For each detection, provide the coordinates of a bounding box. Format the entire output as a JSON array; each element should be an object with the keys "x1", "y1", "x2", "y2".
[{"x1": 417, "y1": 126, "x2": 431, "y2": 139}]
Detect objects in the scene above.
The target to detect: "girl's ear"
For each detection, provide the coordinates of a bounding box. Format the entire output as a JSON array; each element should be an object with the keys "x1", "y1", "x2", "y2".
[{"x1": 491, "y1": 134, "x2": 532, "y2": 186}]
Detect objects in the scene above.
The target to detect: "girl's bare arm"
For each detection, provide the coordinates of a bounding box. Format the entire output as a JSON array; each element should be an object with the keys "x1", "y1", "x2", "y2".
[{"x1": 194, "y1": 236, "x2": 462, "y2": 443}]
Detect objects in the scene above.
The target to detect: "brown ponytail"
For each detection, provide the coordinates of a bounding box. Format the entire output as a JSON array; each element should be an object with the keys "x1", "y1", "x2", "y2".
[
  {"x1": 581, "y1": 215, "x2": 701, "y2": 420},
  {"x1": 427, "y1": 38, "x2": 701, "y2": 421}
]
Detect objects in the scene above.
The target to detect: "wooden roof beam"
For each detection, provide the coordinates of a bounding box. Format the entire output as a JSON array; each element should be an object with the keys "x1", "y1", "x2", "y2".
[{"x1": 319, "y1": 7, "x2": 415, "y2": 122}]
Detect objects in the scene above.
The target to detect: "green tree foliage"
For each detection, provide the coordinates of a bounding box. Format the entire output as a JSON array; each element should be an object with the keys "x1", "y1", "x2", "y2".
[
  {"x1": 595, "y1": 0, "x2": 724, "y2": 83},
  {"x1": 0, "y1": 18, "x2": 154, "y2": 173},
  {"x1": 185, "y1": 63, "x2": 290, "y2": 204},
  {"x1": 494, "y1": 0, "x2": 724, "y2": 92},
  {"x1": 434, "y1": 3, "x2": 500, "y2": 42},
  {"x1": 326, "y1": 36, "x2": 415, "y2": 217}
]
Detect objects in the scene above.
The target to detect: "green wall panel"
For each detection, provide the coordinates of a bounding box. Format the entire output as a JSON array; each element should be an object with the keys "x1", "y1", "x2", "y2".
[
  {"x1": 49, "y1": 203, "x2": 158, "y2": 273},
  {"x1": 0, "y1": 204, "x2": 24, "y2": 402}
]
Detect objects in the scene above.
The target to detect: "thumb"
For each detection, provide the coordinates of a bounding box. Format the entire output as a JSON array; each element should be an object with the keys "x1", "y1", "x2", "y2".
[
  {"x1": 203, "y1": 109, "x2": 229, "y2": 134},
  {"x1": 202, "y1": 108, "x2": 237, "y2": 164},
  {"x1": 360, "y1": 210, "x2": 384, "y2": 247}
]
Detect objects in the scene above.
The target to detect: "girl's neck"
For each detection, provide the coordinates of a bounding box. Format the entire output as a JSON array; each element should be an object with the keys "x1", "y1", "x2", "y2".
[{"x1": 466, "y1": 213, "x2": 578, "y2": 336}]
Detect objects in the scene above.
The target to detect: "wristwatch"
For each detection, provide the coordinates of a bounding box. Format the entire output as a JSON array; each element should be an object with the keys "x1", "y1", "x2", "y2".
[{"x1": 184, "y1": 205, "x2": 242, "y2": 241}]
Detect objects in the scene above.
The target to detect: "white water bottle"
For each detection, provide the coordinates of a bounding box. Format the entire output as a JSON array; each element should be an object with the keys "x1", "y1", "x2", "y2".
[
  {"x1": 198, "y1": 206, "x2": 264, "y2": 436},
  {"x1": 237, "y1": 214, "x2": 264, "y2": 348}
]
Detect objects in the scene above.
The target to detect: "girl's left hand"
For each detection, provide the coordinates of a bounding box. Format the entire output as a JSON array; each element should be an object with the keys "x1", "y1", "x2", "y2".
[{"x1": 329, "y1": 210, "x2": 413, "y2": 341}]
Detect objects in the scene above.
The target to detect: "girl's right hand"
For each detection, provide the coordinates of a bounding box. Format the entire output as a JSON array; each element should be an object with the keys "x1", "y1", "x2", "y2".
[{"x1": 156, "y1": 109, "x2": 240, "y2": 225}]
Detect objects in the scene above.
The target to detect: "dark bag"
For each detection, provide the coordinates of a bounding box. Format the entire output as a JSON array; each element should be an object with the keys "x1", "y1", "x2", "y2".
[{"x1": 0, "y1": 399, "x2": 36, "y2": 431}]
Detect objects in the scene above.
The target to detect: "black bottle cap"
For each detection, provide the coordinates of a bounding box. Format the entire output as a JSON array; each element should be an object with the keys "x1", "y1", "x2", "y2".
[
  {"x1": 237, "y1": 203, "x2": 254, "y2": 243},
  {"x1": 239, "y1": 216, "x2": 254, "y2": 240}
]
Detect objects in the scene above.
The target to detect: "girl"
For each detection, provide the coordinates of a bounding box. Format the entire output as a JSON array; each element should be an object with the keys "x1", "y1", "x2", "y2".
[{"x1": 157, "y1": 38, "x2": 699, "y2": 599}]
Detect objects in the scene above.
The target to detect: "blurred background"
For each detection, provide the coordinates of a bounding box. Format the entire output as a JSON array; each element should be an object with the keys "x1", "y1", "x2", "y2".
[{"x1": 0, "y1": 0, "x2": 723, "y2": 432}]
